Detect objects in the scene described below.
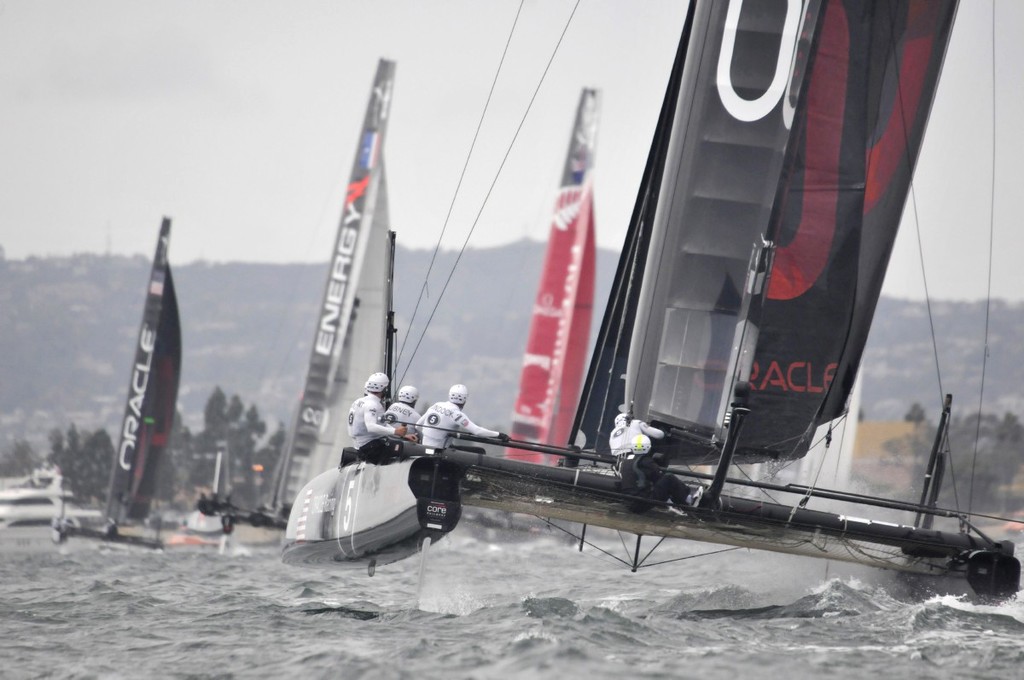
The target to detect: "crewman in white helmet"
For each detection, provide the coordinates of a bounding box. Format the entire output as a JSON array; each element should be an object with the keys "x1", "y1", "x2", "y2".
[
  {"x1": 619, "y1": 434, "x2": 703, "y2": 512},
  {"x1": 608, "y1": 412, "x2": 665, "y2": 472},
  {"x1": 384, "y1": 385, "x2": 422, "y2": 434},
  {"x1": 347, "y1": 372, "x2": 413, "y2": 461},
  {"x1": 416, "y1": 384, "x2": 508, "y2": 449}
]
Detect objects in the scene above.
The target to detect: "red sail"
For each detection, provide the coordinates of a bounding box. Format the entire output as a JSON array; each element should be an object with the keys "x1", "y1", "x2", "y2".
[{"x1": 510, "y1": 90, "x2": 599, "y2": 461}]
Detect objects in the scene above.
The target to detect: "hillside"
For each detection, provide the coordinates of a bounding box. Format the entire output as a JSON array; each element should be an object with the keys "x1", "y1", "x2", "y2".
[
  {"x1": 0, "y1": 242, "x2": 618, "y2": 452},
  {"x1": 1, "y1": 246, "x2": 1021, "y2": 454}
]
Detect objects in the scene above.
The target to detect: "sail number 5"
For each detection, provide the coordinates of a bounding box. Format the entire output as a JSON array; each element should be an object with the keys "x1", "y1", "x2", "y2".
[{"x1": 340, "y1": 479, "x2": 357, "y2": 533}]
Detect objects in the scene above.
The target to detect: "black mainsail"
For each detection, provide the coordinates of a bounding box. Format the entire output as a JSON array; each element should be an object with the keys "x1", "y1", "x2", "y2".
[
  {"x1": 268, "y1": 59, "x2": 396, "y2": 513},
  {"x1": 105, "y1": 217, "x2": 181, "y2": 526},
  {"x1": 575, "y1": 0, "x2": 959, "y2": 464}
]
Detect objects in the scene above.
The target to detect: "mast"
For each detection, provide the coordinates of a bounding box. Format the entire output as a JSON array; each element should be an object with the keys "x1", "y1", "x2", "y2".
[
  {"x1": 509, "y1": 89, "x2": 599, "y2": 460},
  {"x1": 270, "y1": 59, "x2": 396, "y2": 511},
  {"x1": 105, "y1": 217, "x2": 181, "y2": 525},
  {"x1": 383, "y1": 230, "x2": 397, "y2": 383}
]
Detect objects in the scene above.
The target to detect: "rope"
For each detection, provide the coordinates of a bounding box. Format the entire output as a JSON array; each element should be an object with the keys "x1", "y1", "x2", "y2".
[
  {"x1": 395, "y1": 0, "x2": 527, "y2": 377},
  {"x1": 400, "y1": 0, "x2": 582, "y2": 378},
  {"x1": 968, "y1": 0, "x2": 998, "y2": 517}
]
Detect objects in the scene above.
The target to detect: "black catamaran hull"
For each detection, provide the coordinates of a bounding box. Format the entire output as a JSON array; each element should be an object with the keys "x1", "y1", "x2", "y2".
[{"x1": 282, "y1": 439, "x2": 1019, "y2": 599}]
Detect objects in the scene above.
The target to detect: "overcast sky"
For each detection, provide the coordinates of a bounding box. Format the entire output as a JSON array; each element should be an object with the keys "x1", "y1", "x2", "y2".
[{"x1": 0, "y1": 1, "x2": 1020, "y2": 302}]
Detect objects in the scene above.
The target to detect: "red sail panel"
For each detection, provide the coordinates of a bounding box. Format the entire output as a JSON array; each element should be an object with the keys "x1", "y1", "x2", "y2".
[
  {"x1": 509, "y1": 184, "x2": 595, "y2": 461},
  {"x1": 551, "y1": 196, "x2": 595, "y2": 447},
  {"x1": 509, "y1": 89, "x2": 599, "y2": 462}
]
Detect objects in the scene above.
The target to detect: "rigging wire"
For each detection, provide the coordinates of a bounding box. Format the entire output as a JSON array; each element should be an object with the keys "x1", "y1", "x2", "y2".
[
  {"x1": 879, "y1": 1, "x2": 945, "y2": 407},
  {"x1": 877, "y1": 3, "x2": 965, "y2": 518},
  {"x1": 967, "y1": 0, "x2": 998, "y2": 517},
  {"x1": 399, "y1": 0, "x2": 583, "y2": 379},
  {"x1": 256, "y1": 154, "x2": 353, "y2": 407},
  {"x1": 394, "y1": 0, "x2": 527, "y2": 378}
]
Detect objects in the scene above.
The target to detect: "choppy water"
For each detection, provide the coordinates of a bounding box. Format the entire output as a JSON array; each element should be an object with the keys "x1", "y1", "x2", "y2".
[{"x1": 2, "y1": 526, "x2": 1023, "y2": 679}]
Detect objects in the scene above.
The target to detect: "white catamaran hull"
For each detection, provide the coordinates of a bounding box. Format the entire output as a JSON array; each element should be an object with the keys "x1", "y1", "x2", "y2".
[{"x1": 281, "y1": 459, "x2": 424, "y2": 568}]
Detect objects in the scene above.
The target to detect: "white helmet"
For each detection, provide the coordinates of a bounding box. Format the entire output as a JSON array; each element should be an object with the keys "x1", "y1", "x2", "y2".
[
  {"x1": 397, "y1": 385, "x2": 419, "y2": 405},
  {"x1": 614, "y1": 413, "x2": 630, "y2": 429},
  {"x1": 631, "y1": 434, "x2": 651, "y2": 455},
  {"x1": 365, "y1": 372, "x2": 390, "y2": 393},
  {"x1": 448, "y1": 384, "x2": 468, "y2": 405}
]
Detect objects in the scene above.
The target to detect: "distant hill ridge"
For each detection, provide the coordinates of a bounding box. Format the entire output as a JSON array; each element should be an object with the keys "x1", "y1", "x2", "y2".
[{"x1": 1, "y1": 244, "x2": 1021, "y2": 452}]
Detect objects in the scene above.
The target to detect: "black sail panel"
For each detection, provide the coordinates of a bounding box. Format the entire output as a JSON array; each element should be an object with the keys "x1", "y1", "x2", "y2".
[
  {"x1": 106, "y1": 217, "x2": 181, "y2": 524},
  {"x1": 128, "y1": 269, "x2": 181, "y2": 519},
  {"x1": 740, "y1": 0, "x2": 958, "y2": 460},
  {"x1": 625, "y1": 0, "x2": 815, "y2": 453},
  {"x1": 570, "y1": 1, "x2": 695, "y2": 454}
]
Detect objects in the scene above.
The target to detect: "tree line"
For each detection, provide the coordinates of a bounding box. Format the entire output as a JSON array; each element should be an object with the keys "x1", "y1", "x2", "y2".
[
  {"x1": 3, "y1": 393, "x2": 1021, "y2": 520},
  {"x1": 0, "y1": 387, "x2": 284, "y2": 514}
]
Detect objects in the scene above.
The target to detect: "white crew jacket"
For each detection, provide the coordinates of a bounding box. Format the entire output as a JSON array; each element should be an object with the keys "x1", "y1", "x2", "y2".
[
  {"x1": 384, "y1": 402, "x2": 422, "y2": 426},
  {"x1": 416, "y1": 400, "x2": 499, "y2": 448},
  {"x1": 609, "y1": 419, "x2": 665, "y2": 471},
  {"x1": 347, "y1": 393, "x2": 399, "y2": 448},
  {"x1": 628, "y1": 419, "x2": 665, "y2": 441}
]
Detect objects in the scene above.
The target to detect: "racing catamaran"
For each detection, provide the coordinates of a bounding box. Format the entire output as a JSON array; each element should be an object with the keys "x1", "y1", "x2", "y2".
[
  {"x1": 251, "y1": 1, "x2": 1018, "y2": 600},
  {"x1": 199, "y1": 60, "x2": 398, "y2": 533},
  {"x1": 57, "y1": 217, "x2": 181, "y2": 549}
]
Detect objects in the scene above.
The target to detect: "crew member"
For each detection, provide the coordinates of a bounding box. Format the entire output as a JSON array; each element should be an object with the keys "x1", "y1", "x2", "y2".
[
  {"x1": 609, "y1": 413, "x2": 665, "y2": 471},
  {"x1": 416, "y1": 384, "x2": 508, "y2": 449},
  {"x1": 384, "y1": 385, "x2": 422, "y2": 437},
  {"x1": 619, "y1": 434, "x2": 703, "y2": 512},
  {"x1": 347, "y1": 372, "x2": 411, "y2": 462}
]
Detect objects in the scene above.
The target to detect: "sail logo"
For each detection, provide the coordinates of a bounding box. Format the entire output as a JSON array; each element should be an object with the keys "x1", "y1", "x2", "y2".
[
  {"x1": 372, "y1": 77, "x2": 393, "y2": 124},
  {"x1": 717, "y1": 0, "x2": 802, "y2": 125},
  {"x1": 576, "y1": 91, "x2": 599, "y2": 152},
  {"x1": 359, "y1": 132, "x2": 380, "y2": 170},
  {"x1": 749, "y1": 359, "x2": 836, "y2": 393},
  {"x1": 118, "y1": 324, "x2": 156, "y2": 470},
  {"x1": 523, "y1": 353, "x2": 552, "y2": 371},
  {"x1": 301, "y1": 406, "x2": 327, "y2": 432},
  {"x1": 766, "y1": 0, "x2": 846, "y2": 300},
  {"x1": 570, "y1": 91, "x2": 599, "y2": 182},
  {"x1": 315, "y1": 178, "x2": 370, "y2": 356},
  {"x1": 552, "y1": 187, "x2": 583, "y2": 231},
  {"x1": 149, "y1": 270, "x2": 165, "y2": 297},
  {"x1": 533, "y1": 292, "x2": 563, "y2": 319},
  {"x1": 315, "y1": 223, "x2": 359, "y2": 356}
]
